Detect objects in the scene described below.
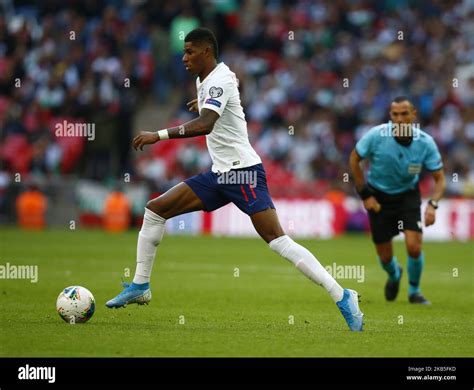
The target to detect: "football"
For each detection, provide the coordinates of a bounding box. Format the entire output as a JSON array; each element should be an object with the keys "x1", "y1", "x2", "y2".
[{"x1": 56, "y1": 286, "x2": 95, "y2": 324}]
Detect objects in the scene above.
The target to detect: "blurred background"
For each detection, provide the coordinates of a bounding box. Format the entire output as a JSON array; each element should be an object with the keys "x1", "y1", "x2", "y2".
[{"x1": 1, "y1": 0, "x2": 473, "y2": 239}]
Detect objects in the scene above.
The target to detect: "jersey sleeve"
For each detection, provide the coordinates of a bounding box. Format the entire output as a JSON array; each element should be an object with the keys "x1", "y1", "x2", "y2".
[
  {"x1": 200, "y1": 78, "x2": 233, "y2": 116},
  {"x1": 423, "y1": 137, "x2": 443, "y2": 171},
  {"x1": 355, "y1": 127, "x2": 377, "y2": 159}
]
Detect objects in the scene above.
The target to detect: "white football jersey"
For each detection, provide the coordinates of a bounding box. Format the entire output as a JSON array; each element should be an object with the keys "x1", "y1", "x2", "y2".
[{"x1": 196, "y1": 62, "x2": 262, "y2": 173}]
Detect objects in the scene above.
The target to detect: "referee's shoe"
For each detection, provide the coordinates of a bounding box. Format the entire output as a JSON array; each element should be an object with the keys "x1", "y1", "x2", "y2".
[
  {"x1": 409, "y1": 292, "x2": 431, "y2": 305},
  {"x1": 385, "y1": 266, "x2": 403, "y2": 301}
]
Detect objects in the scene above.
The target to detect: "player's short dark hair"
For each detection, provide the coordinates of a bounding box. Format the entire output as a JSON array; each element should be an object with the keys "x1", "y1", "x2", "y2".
[
  {"x1": 185, "y1": 28, "x2": 218, "y2": 59},
  {"x1": 391, "y1": 96, "x2": 416, "y2": 111},
  {"x1": 392, "y1": 96, "x2": 412, "y2": 105}
]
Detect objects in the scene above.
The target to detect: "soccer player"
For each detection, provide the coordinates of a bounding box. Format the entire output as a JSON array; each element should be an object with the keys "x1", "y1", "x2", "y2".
[
  {"x1": 106, "y1": 28, "x2": 363, "y2": 331},
  {"x1": 349, "y1": 97, "x2": 446, "y2": 304}
]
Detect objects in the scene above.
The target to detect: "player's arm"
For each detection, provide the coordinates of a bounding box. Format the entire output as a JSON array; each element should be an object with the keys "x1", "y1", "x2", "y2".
[
  {"x1": 166, "y1": 108, "x2": 219, "y2": 139},
  {"x1": 424, "y1": 169, "x2": 446, "y2": 227},
  {"x1": 349, "y1": 148, "x2": 381, "y2": 212},
  {"x1": 349, "y1": 149, "x2": 366, "y2": 191},
  {"x1": 132, "y1": 108, "x2": 219, "y2": 151}
]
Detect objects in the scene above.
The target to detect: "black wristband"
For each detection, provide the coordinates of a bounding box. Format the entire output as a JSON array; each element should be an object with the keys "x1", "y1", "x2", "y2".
[{"x1": 357, "y1": 185, "x2": 373, "y2": 200}]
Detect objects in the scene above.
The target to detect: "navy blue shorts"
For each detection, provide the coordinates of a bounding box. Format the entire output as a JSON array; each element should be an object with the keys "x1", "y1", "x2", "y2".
[{"x1": 184, "y1": 163, "x2": 275, "y2": 215}]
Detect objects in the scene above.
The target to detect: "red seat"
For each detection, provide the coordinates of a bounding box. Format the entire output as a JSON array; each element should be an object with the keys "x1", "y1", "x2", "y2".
[
  {"x1": 49, "y1": 116, "x2": 86, "y2": 173},
  {"x1": 0, "y1": 96, "x2": 10, "y2": 124},
  {"x1": 0, "y1": 134, "x2": 33, "y2": 174},
  {"x1": 57, "y1": 135, "x2": 85, "y2": 173}
]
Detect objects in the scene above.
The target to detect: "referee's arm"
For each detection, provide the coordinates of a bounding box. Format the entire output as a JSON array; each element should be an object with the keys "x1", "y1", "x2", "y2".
[
  {"x1": 349, "y1": 149, "x2": 381, "y2": 212},
  {"x1": 350, "y1": 149, "x2": 367, "y2": 193},
  {"x1": 428, "y1": 169, "x2": 445, "y2": 203},
  {"x1": 424, "y1": 169, "x2": 446, "y2": 227}
]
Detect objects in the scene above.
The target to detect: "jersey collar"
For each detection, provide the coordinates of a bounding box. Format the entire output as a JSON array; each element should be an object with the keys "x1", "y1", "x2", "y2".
[{"x1": 197, "y1": 62, "x2": 224, "y2": 87}]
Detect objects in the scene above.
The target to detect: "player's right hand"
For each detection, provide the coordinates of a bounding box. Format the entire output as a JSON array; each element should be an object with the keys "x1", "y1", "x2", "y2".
[
  {"x1": 186, "y1": 98, "x2": 198, "y2": 112},
  {"x1": 132, "y1": 131, "x2": 159, "y2": 151},
  {"x1": 363, "y1": 196, "x2": 381, "y2": 213}
]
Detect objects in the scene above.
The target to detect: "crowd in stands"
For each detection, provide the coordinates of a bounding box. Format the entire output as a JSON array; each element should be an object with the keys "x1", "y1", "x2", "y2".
[{"x1": 1, "y1": 0, "x2": 473, "y2": 212}]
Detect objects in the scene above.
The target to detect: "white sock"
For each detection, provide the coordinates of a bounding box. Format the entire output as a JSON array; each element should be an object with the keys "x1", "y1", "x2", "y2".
[
  {"x1": 269, "y1": 235, "x2": 344, "y2": 302},
  {"x1": 132, "y1": 208, "x2": 166, "y2": 284}
]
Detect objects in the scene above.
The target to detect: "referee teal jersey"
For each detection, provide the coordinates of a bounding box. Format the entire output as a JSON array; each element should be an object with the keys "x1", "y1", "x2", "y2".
[{"x1": 355, "y1": 123, "x2": 443, "y2": 195}]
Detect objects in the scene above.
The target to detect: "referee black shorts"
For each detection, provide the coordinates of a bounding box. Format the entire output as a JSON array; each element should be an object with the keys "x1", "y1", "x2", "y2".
[{"x1": 367, "y1": 184, "x2": 422, "y2": 244}]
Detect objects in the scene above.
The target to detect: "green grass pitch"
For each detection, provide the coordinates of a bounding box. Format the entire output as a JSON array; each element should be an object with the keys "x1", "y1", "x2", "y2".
[{"x1": 0, "y1": 228, "x2": 472, "y2": 357}]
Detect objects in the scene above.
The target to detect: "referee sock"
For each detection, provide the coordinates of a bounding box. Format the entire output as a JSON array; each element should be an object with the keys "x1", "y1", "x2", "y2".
[
  {"x1": 408, "y1": 252, "x2": 424, "y2": 296},
  {"x1": 379, "y1": 256, "x2": 400, "y2": 282},
  {"x1": 269, "y1": 235, "x2": 344, "y2": 302},
  {"x1": 132, "y1": 208, "x2": 166, "y2": 285}
]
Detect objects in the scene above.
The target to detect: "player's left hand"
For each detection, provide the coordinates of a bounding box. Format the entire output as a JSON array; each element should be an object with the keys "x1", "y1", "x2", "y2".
[
  {"x1": 132, "y1": 131, "x2": 159, "y2": 151},
  {"x1": 187, "y1": 98, "x2": 198, "y2": 112},
  {"x1": 424, "y1": 204, "x2": 436, "y2": 227}
]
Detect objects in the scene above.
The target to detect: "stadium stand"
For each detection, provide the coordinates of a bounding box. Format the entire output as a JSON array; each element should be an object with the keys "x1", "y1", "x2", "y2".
[{"x1": 0, "y1": 0, "x2": 473, "y2": 225}]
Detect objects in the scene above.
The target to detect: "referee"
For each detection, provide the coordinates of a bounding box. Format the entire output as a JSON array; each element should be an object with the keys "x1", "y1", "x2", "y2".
[{"x1": 350, "y1": 96, "x2": 446, "y2": 304}]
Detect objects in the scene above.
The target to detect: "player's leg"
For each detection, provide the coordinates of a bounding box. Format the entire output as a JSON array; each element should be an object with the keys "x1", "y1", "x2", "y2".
[
  {"x1": 250, "y1": 208, "x2": 363, "y2": 331},
  {"x1": 400, "y1": 188, "x2": 429, "y2": 303},
  {"x1": 132, "y1": 182, "x2": 206, "y2": 285},
  {"x1": 106, "y1": 182, "x2": 206, "y2": 308},
  {"x1": 221, "y1": 164, "x2": 345, "y2": 302},
  {"x1": 251, "y1": 208, "x2": 344, "y2": 301},
  {"x1": 375, "y1": 240, "x2": 402, "y2": 301},
  {"x1": 367, "y1": 207, "x2": 403, "y2": 301},
  {"x1": 146, "y1": 182, "x2": 206, "y2": 219},
  {"x1": 375, "y1": 241, "x2": 393, "y2": 262},
  {"x1": 404, "y1": 229, "x2": 429, "y2": 304},
  {"x1": 220, "y1": 163, "x2": 363, "y2": 330},
  {"x1": 248, "y1": 207, "x2": 284, "y2": 243},
  {"x1": 376, "y1": 240, "x2": 401, "y2": 284},
  {"x1": 400, "y1": 191, "x2": 429, "y2": 304}
]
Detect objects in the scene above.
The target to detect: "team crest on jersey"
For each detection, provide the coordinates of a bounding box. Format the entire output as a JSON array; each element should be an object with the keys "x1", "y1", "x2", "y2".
[{"x1": 209, "y1": 86, "x2": 223, "y2": 98}]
